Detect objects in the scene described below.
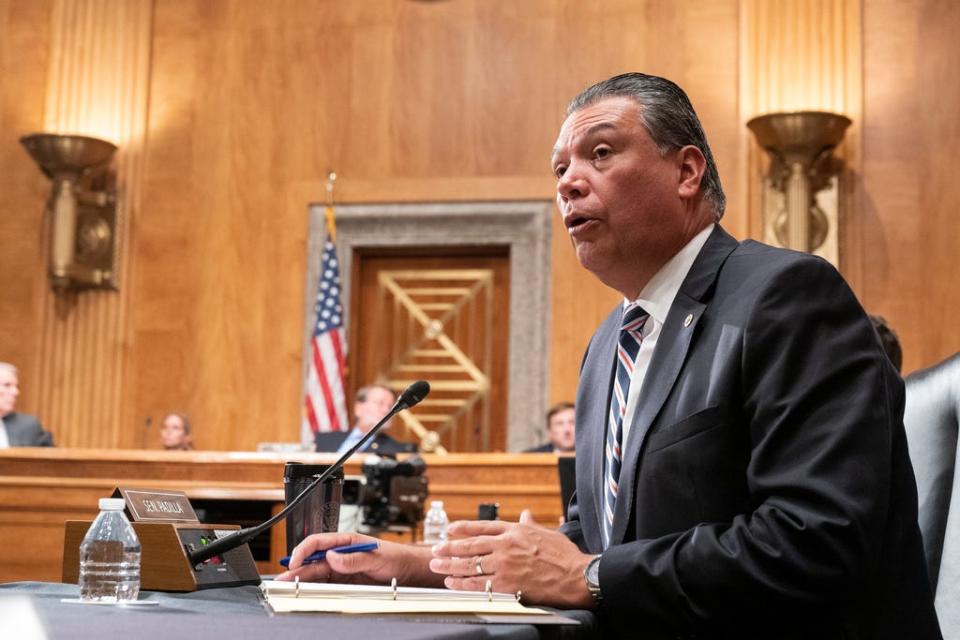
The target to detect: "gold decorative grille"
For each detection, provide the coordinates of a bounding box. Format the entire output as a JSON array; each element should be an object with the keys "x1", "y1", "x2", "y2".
[{"x1": 377, "y1": 269, "x2": 495, "y2": 452}]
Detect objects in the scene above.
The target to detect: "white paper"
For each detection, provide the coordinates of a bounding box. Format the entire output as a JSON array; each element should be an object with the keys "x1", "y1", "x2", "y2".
[{"x1": 259, "y1": 580, "x2": 547, "y2": 616}]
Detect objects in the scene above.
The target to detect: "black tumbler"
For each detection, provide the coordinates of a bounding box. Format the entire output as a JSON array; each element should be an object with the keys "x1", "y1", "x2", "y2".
[{"x1": 283, "y1": 462, "x2": 344, "y2": 555}]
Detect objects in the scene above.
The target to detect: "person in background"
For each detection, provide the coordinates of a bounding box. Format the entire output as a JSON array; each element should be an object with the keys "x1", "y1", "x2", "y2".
[
  {"x1": 869, "y1": 313, "x2": 903, "y2": 373},
  {"x1": 278, "y1": 73, "x2": 939, "y2": 639},
  {"x1": 314, "y1": 384, "x2": 416, "y2": 455},
  {"x1": 160, "y1": 412, "x2": 194, "y2": 451},
  {"x1": 525, "y1": 402, "x2": 576, "y2": 453},
  {"x1": 0, "y1": 362, "x2": 54, "y2": 448}
]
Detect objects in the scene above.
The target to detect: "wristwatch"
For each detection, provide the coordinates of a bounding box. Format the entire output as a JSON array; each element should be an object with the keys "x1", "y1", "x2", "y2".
[{"x1": 583, "y1": 554, "x2": 602, "y2": 605}]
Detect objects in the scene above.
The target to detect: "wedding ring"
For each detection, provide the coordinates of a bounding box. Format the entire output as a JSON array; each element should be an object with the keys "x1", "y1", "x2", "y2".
[{"x1": 475, "y1": 556, "x2": 484, "y2": 575}]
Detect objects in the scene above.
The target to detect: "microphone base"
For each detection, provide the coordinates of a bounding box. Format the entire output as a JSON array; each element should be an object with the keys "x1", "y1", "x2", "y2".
[{"x1": 63, "y1": 520, "x2": 260, "y2": 592}]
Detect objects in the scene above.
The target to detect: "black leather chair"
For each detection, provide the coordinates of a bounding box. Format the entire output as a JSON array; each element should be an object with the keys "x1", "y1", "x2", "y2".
[{"x1": 904, "y1": 352, "x2": 959, "y2": 637}]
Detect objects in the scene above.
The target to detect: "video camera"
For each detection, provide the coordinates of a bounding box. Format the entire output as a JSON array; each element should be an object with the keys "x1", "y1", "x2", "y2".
[{"x1": 342, "y1": 455, "x2": 429, "y2": 530}]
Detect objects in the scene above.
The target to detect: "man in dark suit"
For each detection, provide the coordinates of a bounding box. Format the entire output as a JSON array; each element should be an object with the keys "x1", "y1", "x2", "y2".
[
  {"x1": 278, "y1": 73, "x2": 940, "y2": 639},
  {"x1": 524, "y1": 402, "x2": 576, "y2": 453},
  {"x1": 0, "y1": 362, "x2": 54, "y2": 447},
  {"x1": 315, "y1": 384, "x2": 415, "y2": 456}
]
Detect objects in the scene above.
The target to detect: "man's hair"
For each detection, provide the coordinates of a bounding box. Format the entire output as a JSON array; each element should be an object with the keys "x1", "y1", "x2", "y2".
[
  {"x1": 0, "y1": 362, "x2": 17, "y2": 377},
  {"x1": 546, "y1": 401, "x2": 575, "y2": 429},
  {"x1": 567, "y1": 72, "x2": 726, "y2": 218},
  {"x1": 356, "y1": 384, "x2": 396, "y2": 403},
  {"x1": 869, "y1": 314, "x2": 903, "y2": 373}
]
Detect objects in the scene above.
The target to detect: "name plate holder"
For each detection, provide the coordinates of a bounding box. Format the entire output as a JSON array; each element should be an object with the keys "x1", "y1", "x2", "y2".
[{"x1": 62, "y1": 487, "x2": 260, "y2": 592}]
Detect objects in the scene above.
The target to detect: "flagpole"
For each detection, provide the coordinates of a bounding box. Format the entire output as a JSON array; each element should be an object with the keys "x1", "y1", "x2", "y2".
[
  {"x1": 325, "y1": 170, "x2": 337, "y2": 241},
  {"x1": 302, "y1": 169, "x2": 350, "y2": 444},
  {"x1": 317, "y1": 170, "x2": 445, "y2": 454}
]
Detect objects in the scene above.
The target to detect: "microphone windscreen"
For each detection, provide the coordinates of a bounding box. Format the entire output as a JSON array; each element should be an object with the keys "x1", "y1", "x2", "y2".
[{"x1": 398, "y1": 380, "x2": 430, "y2": 408}]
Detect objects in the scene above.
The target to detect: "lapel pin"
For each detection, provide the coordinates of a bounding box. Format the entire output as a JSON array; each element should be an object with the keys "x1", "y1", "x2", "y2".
[{"x1": 684, "y1": 313, "x2": 694, "y2": 327}]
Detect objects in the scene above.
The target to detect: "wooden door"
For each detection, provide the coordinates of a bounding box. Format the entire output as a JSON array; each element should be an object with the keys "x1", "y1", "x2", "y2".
[{"x1": 350, "y1": 248, "x2": 510, "y2": 452}]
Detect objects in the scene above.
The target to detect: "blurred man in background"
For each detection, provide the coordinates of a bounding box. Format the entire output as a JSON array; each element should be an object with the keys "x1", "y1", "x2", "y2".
[
  {"x1": 869, "y1": 313, "x2": 903, "y2": 373},
  {"x1": 0, "y1": 362, "x2": 54, "y2": 448},
  {"x1": 315, "y1": 384, "x2": 415, "y2": 455},
  {"x1": 525, "y1": 402, "x2": 576, "y2": 453}
]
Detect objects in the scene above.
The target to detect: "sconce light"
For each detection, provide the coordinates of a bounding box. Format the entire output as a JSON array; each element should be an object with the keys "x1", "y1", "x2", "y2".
[
  {"x1": 747, "y1": 112, "x2": 851, "y2": 260},
  {"x1": 20, "y1": 133, "x2": 118, "y2": 293}
]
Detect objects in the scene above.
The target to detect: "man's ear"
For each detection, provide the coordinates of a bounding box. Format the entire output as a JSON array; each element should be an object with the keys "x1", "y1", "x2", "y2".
[{"x1": 677, "y1": 145, "x2": 707, "y2": 200}]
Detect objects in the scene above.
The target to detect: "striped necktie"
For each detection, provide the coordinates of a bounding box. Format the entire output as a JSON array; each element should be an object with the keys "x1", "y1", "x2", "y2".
[{"x1": 603, "y1": 303, "x2": 649, "y2": 548}]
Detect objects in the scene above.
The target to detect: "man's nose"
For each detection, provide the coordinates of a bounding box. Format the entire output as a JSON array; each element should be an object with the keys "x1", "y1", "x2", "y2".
[{"x1": 556, "y1": 161, "x2": 589, "y2": 201}]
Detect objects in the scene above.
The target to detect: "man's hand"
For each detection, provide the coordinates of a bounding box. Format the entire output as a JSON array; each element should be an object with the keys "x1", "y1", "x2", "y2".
[
  {"x1": 429, "y1": 510, "x2": 595, "y2": 609},
  {"x1": 275, "y1": 532, "x2": 441, "y2": 587}
]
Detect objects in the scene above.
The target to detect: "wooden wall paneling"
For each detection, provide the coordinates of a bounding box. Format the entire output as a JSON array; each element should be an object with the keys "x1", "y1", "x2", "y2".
[
  {"x1": 134, "y1": 0, "x2": 342, "y2": 452},
  {"x1": 739, "y1": 0, "x2": 863, "y2": 276},
  {"x1": 25, "y1": 0, "x2": 153, "y2": 448},
  {"x1": 3, "y1": 0, "x2": 955, "y2": 450},
  {"x1": 0, "y1": 0, "x2": 53, "y2": 413},
  {"x1": 861, "y1": 0, "x2": 960, "y2": 372},
  {"x1": 134, "y1": 0, "x2": 741, "y2": 448},
  {"x1": 740, "y1": 0, "x2": 861, "y2": 116},
  {"x1": 127, "y1": 0, "x2": 206, "y2": 450}
]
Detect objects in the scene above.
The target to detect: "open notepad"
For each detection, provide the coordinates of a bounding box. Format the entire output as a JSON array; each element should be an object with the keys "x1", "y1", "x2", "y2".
[{"x1": 260, "y1": 579, "x2": 551, "y2": 616}]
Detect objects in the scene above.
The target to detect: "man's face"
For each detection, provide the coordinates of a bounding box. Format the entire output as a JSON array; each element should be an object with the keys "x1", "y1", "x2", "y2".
[
  {"x1": 547, "y1": 407, "x2": 576, "y2": 452},
  {"x1": 0, "y1": 370, "x2": 19, "y2": 417},
  {"x1": 551, "y1": 96, "x2": 693, "y2": 297},
  {"x1": 161, "y1": 415, "x2": 188, "y2": 449},
  {"x1": 354, "y1": 387, "x2": 396, "y2": 434}
]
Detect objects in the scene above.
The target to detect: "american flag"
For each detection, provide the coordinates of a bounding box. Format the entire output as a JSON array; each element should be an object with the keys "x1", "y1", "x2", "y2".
[{"x1": 302, "y1": 214, "x2": 349, "y2": 442}]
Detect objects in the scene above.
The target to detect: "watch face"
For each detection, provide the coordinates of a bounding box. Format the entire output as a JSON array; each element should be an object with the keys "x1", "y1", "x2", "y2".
[{"x1": 587, "y1": 556, "x2": 601, "y2": 584}]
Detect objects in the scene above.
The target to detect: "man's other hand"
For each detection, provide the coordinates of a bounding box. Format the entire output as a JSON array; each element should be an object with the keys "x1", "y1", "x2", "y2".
[{"x1": 429, "y1": 510, "x2": 595, "y2": 609}]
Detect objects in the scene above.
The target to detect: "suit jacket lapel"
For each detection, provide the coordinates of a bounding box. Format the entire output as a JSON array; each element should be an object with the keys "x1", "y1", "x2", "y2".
[
  {"x1": 4, "y1": 413, "x2": 22, "y2": 446},
  {"x1": 577, "y1": 308, "x2": 621, "y2": 552},
  {"x1": 611, "y1": 226, "x2": 738, "y2": 545}
]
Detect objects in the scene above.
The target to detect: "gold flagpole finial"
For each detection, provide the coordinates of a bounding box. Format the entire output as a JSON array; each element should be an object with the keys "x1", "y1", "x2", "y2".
[
  {"x1": 326, "y1": 171, "x2": 337, "y2": 207},
  {"x1": 325, "y1": 171, "x2": 337, "y2": 241}
]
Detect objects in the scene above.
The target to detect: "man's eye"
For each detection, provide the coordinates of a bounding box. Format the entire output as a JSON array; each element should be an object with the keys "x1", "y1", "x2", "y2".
[
  {"x1": 594, "y1": 147, "x2": 611, "y2": 160},
  {"x1": 554, "y1": 165, "x2": 567, "y2": 178}
]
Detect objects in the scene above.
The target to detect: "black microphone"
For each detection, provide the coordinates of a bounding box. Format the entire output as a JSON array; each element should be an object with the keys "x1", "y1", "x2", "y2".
[
  {"x1": 188, "y1": 380, "x2": 430, "y2": 566},
  {"x1": 396, "y1": 379, "x2": 430, "y2": 410}
]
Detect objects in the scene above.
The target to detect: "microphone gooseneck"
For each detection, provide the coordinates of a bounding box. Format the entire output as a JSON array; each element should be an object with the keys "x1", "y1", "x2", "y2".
[{"x1": 188, "y1": 380, "x2": 430, "y2": 566}]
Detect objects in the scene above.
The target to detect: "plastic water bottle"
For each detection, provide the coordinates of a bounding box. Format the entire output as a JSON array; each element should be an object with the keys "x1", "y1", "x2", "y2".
[
  {"x1": 422, "y1": 500, "x2": 449, "y2": 545},
  {"x1": 78, "y1": 498, "x2": 141, "y2": 603}
]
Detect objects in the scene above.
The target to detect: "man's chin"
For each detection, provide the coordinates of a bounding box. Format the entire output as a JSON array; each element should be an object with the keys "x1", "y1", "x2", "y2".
[{"x1": 574, "y1": 244, "x2": 606, "y2": 273}]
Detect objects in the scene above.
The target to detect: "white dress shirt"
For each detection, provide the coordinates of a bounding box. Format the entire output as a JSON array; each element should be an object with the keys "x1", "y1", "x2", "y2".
[
  {"x1": 619, "y1": 224, "x2": 714, "y2": 448},
  {"x1": 0, "y1": 416, "x2": 10, "y2": 449},
  {"x1": 336, "y1": 427, "x2": 368, "y2": 454}
]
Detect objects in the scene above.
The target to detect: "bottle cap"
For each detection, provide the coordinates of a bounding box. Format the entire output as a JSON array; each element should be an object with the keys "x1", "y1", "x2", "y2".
[
  {"x1": 99, "y1": 498, "x2": 127, "y2": 511},
  {"x1": 430, "y1": 500, "x2": 444, "y2": 509}
]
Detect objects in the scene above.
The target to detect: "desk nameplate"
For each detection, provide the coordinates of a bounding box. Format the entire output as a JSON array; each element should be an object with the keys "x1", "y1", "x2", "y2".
[{"x1": 113, "y1": 487, "x2": 199, "y2": 522}]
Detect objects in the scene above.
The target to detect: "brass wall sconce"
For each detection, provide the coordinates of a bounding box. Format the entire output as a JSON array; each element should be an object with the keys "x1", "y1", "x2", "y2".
[
  {"x1": 747, "y1": 112, "x2": 851, "y2": 261},
  {"x1": 20, "y1": 133, "x2": 119, "y2": 293}
]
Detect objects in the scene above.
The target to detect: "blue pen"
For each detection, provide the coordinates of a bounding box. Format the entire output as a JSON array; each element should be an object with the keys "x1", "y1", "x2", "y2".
[{"x1": 279, "y1": 541, "x2": 380, "y2": 568}]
